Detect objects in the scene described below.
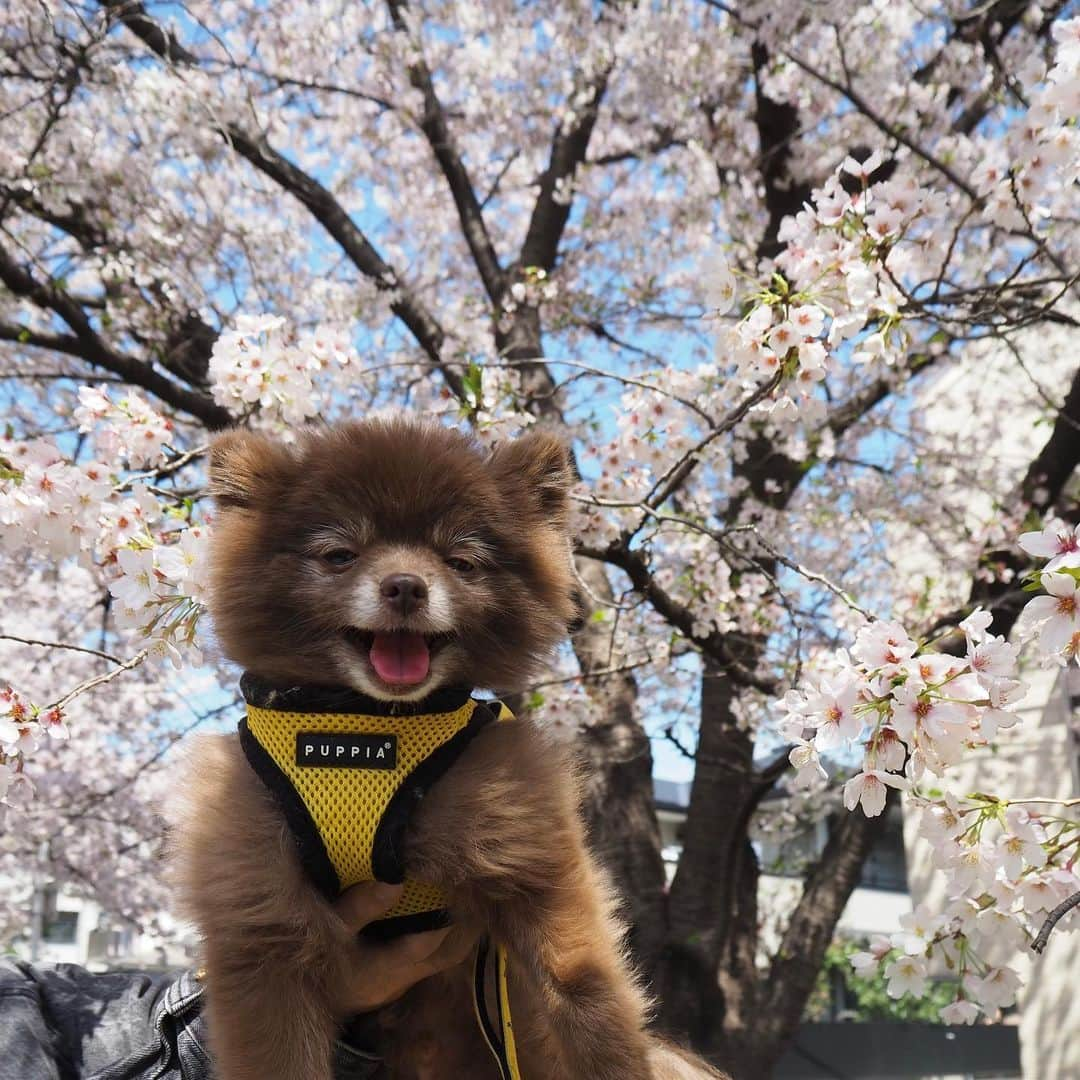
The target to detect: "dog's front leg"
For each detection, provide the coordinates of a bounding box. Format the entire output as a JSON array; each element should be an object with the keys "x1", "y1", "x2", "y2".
[
  {"x1": 170, "y1": 737, "x2": 345, "y2": 1080},
  {"x1": 489, "y1": 847, "x2": 655, "y2": 1080},
  {"x1": 408, "y1": 721, "x2": 655, "y2": 1080},
  {"x1": 202, "y1": 933, "x2": 339, "y2": 1080}
]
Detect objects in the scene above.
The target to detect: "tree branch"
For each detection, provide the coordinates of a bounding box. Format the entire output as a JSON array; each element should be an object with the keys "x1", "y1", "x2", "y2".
[
  {"x1": 781, "y1": 48, "x2": 977, "y2": 200},
  {"x1": 754, "y1": 748, "x2": 792, "y2": 792},
  {"x1": 0, "y1": 184, "x2": 108, "y2": 250},
  {"x1": 0, "y1": 634, "x2": 123, "y2": 665},
  {"x1": 576, "y1": 539, "x2": 776, "y2": 694},
  {"x1": 827, "y1": 351, "x2": 939, "y2": 438},
  {"x1": 103, "y1": 0, "x2": 465, "y2": 401},
  {"x1": 0, "y1": 321, "x2": 86, "y2": 357},
  {"x1": 0, "y1": 245, "x2": 233, "y2": 428},
  {"x1": 222, "y1": 131, "x2": 461, "y2": 395},
  {"x1": 1031, "y1": 889, "x2": 1080, "y2": 954},
  {"x1": 386, "y1": 0, "x2": 506, "y2": 306},
  {"x1": 50, "y1": 648, "x2": 149, "y2": 712},
  {"x1": 519, "y1": 68, "x2": 610, "y2": 272}
]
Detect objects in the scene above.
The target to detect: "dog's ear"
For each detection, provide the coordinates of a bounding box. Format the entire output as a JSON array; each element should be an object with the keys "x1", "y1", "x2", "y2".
[
  {"x1": 489, "y1": 430, "x2": 577, "y2": 521},
  {"x1": 208, "y1": 429, "x2": 294, "y2": 510}
]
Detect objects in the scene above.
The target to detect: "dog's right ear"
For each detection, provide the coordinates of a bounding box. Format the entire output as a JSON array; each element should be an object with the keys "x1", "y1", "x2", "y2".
[
  {"x1": 488, "y1": 430, "x2": 577, "y2": 523},
  {"x1": 208, "y1": 429, "x2": 293, "y2": 510}
]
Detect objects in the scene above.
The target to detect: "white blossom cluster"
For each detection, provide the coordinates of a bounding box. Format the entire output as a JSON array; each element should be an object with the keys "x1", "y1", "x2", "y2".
[
  {"x1": 0, "y1": 420, "x2": 210, "y2": 807},
  {"x1": 106, "y1": 528, "x2": 211, "y2": 667},
  {"x1": 0, "y1": 686, "x2": 68, "y2": 812},
  {"x1": 779, "y1": 521, "x2": 1080, "y2": 1021},
  {"x1": 208, "y1": 314, "x2": 361, "y2": 430},
  {"x1": 74, "y1": 386, "x2": 175, "y2": 468}
]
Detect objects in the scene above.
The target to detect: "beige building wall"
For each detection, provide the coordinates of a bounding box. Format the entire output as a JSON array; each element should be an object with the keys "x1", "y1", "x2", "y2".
[{"x1": 903, "y1": 665, "x2": 1080, "y2": 1080}]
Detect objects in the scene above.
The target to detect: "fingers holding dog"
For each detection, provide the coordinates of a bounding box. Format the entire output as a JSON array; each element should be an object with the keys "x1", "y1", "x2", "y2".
[{"x1": 333, "y1": 882, "x2": 477, "y2": 1014}]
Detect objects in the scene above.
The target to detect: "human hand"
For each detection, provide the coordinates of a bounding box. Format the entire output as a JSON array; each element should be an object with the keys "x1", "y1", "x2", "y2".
[{"x1": 332, "y1": 881, "x2": 477, "y2": 1014}]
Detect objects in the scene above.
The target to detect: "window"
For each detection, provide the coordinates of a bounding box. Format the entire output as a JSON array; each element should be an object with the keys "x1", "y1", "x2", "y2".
[
  {"x1": 42, "y1": 909, "x2": 79, "y2": 945},
  {"x1": 857, "y1": 811, "x2": 908, "y2": 892},
  {"x1": 37, "y1": 885, "x2": 80, "y2": 945}
]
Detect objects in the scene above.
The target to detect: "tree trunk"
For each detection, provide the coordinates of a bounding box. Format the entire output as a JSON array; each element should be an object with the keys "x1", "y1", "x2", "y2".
[
  {"x1": 575, "y1": 661, "x2": 669, "y2": 975},
  {"x1": 653, "y1": 659, "x2": 759, "y2": 1050}
]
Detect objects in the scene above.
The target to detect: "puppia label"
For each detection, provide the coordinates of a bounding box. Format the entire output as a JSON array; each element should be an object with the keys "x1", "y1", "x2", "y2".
[{"x1": 296, "y1": 733, "x2": 398, "y2": 769}]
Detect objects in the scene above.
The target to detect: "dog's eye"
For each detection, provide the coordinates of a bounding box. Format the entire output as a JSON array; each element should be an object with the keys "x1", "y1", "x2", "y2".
[
  {"x1": 446, "y1": 557, "x2": 476, "y2": 573},
  {"x1": 321, "y1": 549, "x2": 358, "y2": 568}
]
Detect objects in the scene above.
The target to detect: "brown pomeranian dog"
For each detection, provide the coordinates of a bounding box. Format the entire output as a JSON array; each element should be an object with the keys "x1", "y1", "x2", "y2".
[{"x1": 170, "y1": 417, "x2": 724, "y2": 1080}]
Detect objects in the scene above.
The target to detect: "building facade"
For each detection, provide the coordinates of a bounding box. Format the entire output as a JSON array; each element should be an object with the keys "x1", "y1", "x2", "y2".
[{"x1": 6, "y1": 882, "x2": 193, "y2": 972}]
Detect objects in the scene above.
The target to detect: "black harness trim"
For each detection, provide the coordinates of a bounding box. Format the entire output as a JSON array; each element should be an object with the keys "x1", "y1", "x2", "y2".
[
  {"x1": 240, "y1": 673, "x2": 473, "y2": 716},
  {"x1": 238, "y1": 716, "x2": 341, "y2": 900},
  {"x1": 369, "y1": 700, "x2": 500, "y2": 884},
  {"x1": 359, "y1": 908, "x2": 451, "y2": 943}
]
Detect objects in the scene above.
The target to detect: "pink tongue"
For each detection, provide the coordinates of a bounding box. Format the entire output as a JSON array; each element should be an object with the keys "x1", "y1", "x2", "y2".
[{"x1": 369, "y1": 632, "x2": 430, "y2": 686}]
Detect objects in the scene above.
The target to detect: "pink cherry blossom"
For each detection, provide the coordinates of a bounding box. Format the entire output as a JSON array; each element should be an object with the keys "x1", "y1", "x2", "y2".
[
  {"x1": 1019, "y1": 571, "x2": 1080, "y2": 654},
  {"x1": 884, "y1": 954, "x2": 927, "y2": 998},
  {"x1": 894, "y1": 903, "x2": 946, "y2": 956},
  {"x1": 842, "y1": 769, "x2": 908, "y2": 818},
  {"x1": 1019, "y1": 521, "x2": 1080, "y2": 570},
  {"x1": 940, "y1": 1000, "x2": 980, "y2": 1025},
  {"x1": 969, "y1": 967, "x2": 1022, "y2": 1010},
  {"x1": 788, "y1": 738, "x2": 827, "y2": 788},
  {"x1": 807, "y1": 675, "x2": 864, "y2": 749},
  {"x1": 701, "y1": 256, "x2": 737, "y2": 315},
  {"x1": 968, "y1": 636, "x2": 1020, "y2": 688},
  {"x1": 851, "y1": 621, "x2": 917, "y2": 671},
  {"x1": 849, "y1": 933, "x2": 892, "y2": 977}
]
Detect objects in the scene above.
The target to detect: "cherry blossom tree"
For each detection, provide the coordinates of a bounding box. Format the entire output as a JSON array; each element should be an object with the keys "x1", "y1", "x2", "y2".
[{"x1": 2, "y1": 1, "x2": 1080, "y2": 1076}]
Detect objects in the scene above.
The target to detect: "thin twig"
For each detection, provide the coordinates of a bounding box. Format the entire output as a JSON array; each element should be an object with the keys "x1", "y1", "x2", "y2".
[
  {"x1": 0, "y1": 634, "x2": 124, "y2": 665},
  {"x1": 663, "y1": 723, "x2": 698, "y2": 762},
  {"x1": 1003, "y1": 797, "x2": 1080, "y2": 809},
  {"x1": 483, "y1": 355, "x2": 716, "y2": 425},
  {"x1": 528, "y1": 656, "x2": 660, "y2": 690},
  {"x1": 645, "y1": 371, "x2": 784, "y2": 510},
  {"x1": 745, "y1": 529, "x2": 877, "y2": 623},
  {"x1": 50, "y1": 650, "x2": 149, "y2": 712},
  {"x1": 113, "y1": 444, "x2": 208, "y2": 493},
  {"x1": 1031, "y1": 890, "x2": 1080, "y2": 954}
]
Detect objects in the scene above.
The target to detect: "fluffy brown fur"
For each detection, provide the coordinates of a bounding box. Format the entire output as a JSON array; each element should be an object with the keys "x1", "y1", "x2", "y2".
[{"x1": 170, "y1": 417, "x2": 724, "y2": 1080}]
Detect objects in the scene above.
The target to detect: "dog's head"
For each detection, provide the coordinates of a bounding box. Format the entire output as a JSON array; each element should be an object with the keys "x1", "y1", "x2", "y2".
[{"x1": 207, "y1": 417, "x2": 579, "y2": 700}]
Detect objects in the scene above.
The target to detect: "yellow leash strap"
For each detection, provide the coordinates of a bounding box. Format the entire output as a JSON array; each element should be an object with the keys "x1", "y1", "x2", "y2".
[
  {"x1": 473, "y1": 937, "x2": 523, "y2": 1079},
  {"x1": 496, "y1": 944, "x2": 521, "y2": 1077}
]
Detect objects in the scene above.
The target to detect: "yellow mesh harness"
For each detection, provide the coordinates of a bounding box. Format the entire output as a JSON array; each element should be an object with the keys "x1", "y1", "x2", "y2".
[{"x1": 237, "y1": 675, "x2": 522, "y2": 1078}]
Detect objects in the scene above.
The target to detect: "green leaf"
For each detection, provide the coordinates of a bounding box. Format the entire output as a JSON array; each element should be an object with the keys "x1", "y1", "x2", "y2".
[{"x1": 462, "y1": 362, "x2": 484, "y2": 409}]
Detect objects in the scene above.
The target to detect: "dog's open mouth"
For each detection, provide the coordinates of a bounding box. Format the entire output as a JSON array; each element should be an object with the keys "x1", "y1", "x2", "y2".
[{"x1": 343, "y1": 628, "x2": 455, "y2": 688}]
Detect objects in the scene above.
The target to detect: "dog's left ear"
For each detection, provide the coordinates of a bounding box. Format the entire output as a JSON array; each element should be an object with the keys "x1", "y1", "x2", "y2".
[
  {"x1": 489, "y1": 430, "x2": 577, "y2": 521},
  {"x1": 208, "y1": 428, "x2": 295, "y2": 510}
]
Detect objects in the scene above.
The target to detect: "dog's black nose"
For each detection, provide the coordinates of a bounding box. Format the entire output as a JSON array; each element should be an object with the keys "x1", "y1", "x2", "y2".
[{"x1": 379, "y1": 573, "x2": 429, "y2": 616}]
